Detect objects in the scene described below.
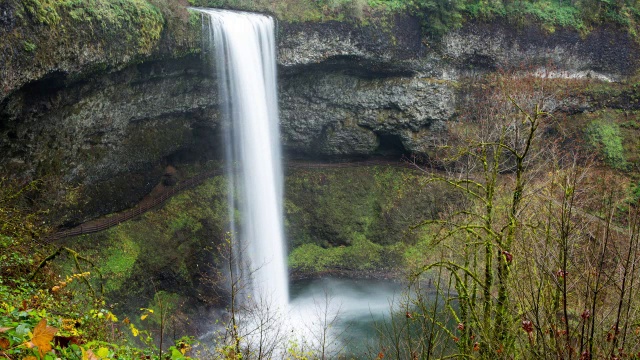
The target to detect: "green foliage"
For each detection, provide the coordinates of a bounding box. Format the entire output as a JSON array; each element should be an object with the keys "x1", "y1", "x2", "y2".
[
  {"x1": 191, "y1": 0, "x2": 640, "y2": 40},
  {"x1": 188, "y1": 0, "x2": 402, "y2": 22},
  {"x1": 0, "y1": 279, "x2": 194, "y2": 359},
  {"x1": 100, "y1": 232, "x2": 140, "y2": 293},
  {"x1": 511, "y1": 0, "x2": 584, "y2": 31},
  {"x1": 285, "y1": 166, "x2": 452, "y2": 250},
  {"x1": 16, "y1": 0, "x2": 640, "y2": 54},
  {"x1": 0, "y1": 176, "x2": 197, "y2": 359},
  {"x1": 60, "y1": 175, "x2": 228, "y2": 323},
  {"x1": 412, "y1": 0, "x2": 466, "y2": 38},
  {"x1": 21, "y1": 0, "x2": 164, "y2": 53},
  {"x1": 288, "y1": 236, "x2": 400, "y2": 272},
  {"x1": 586, "y1": 120, "x2": 628, "y2": 169},
  {"x1": 0, "y1": 178, "x2": 50, "y2": 286},
  {"x1": 368, "y1": 0, "x2": 409, "y2": 11},
  {"x1": 23, "y1": 41, "x2": 37, "y2": 52},
  {"x1": 0, "y1": 236, "x2": 36, "y2": 280},
  {"x1": 22, "y1": 0, "x2": 62, "y2": 25}
]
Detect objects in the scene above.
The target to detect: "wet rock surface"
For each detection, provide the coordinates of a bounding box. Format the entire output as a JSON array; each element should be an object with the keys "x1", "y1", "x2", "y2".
[
  {"x1": 442, "y1": 22, "x2": 640, "y2": 80},
  {"x1": 279, "y1": 72, "x2": 454, "y2": 157},
  {"x1": 0, "y1": 57, "x2": 219, "y2": 224}
]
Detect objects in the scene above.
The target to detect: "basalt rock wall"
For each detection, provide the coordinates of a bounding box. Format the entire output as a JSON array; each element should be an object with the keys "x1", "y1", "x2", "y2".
[{"x1": 1, "y1": 6, "x2": 639, "y2": 225}]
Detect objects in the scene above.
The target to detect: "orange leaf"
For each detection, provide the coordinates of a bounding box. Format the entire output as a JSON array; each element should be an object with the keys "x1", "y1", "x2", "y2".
[
  {"x1": 27, "y1": 319, "x2": 57, "y2": 357},
  {"x1": 85, "y1": 349, "x2": 100, "y2": 360},
  {"x1": 0, "y1": 327, "x2": 10, "y2": 333},
  {"x1": 0, "y1": 337, "x2": 9, "y2": 349},
  {"x1": 23, "y1": 357, "x2": 37, "y2": 360}
]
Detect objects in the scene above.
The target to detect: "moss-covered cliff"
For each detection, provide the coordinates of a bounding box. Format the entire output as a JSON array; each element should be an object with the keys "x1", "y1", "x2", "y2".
[
  {"x1": 55, "y1": 164, "x2": 459, "y2": 330},
  {"x1": 0, "y1": 0, "x2": 201, "y2": 102}
]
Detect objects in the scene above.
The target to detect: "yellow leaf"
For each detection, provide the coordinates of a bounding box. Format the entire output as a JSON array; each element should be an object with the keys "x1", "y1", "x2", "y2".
[
  {"x1": 140, "y1": 314, "x2": 148, "y2": 321},
  {"x1": 180, "y1": 346, "x2": 188, "y2": 355},
  {"x1": 130, "y1": 324, "x2": 139, "y2": 337},
  {"x1": 96, "y1": 347, "x2": 109, "y2": 358},
  {"x1": 26, "y1": 319, "x2": 57, "y2": 358},
  {"x1": 105, "y1": 312, "x2": 118, "y2": 322}
]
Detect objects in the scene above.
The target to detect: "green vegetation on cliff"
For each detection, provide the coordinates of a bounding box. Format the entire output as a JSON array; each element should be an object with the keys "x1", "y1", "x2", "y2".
[
  {"x1": 189, "y1": 0, "x2": 640, "y2": 38},
  {"x1": 1, "y1": 0, "x2": 200, "y2": 100},
  {"x1": 61, "y1": 175, "x2": 229, "y2": 316},
  {"x1": 285, "y1": 166, "x2": 454, "y2": 248},
  {"x1": 22, "y1": 0, "x2": 164, "y2": 52},
  {"x1": 285, "y1": 165, "x2": 463, "y2": 274}
]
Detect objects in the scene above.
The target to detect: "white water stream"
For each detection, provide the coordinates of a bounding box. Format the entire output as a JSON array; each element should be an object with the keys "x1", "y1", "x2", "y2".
[
  {"x1": 195, "y1": 9, "x2": 405, "y2": 357},
  {"x1": 199, "y1": 9, "x2": 288, "y2": 310}
]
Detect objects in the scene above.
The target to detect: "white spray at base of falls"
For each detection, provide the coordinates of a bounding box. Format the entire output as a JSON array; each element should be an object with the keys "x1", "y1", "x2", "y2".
[{"x1": 199, "y1": 9, "x2": 288, "y2": 310}]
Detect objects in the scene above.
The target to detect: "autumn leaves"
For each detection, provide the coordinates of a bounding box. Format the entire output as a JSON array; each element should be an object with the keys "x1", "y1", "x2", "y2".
[{"x1": 1, "y1": 318, "x2": 57, "y2": 359}]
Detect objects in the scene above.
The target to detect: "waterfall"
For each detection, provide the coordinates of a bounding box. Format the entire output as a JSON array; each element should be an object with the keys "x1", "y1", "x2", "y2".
[{"x1": 199, "y1": 9, "x2": 288, "y2": 309}]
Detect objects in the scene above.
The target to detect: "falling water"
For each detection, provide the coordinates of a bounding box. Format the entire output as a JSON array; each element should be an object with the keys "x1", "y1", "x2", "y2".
[{"x1": 199, "y1": 9, "x2": 288, "y2": 309}]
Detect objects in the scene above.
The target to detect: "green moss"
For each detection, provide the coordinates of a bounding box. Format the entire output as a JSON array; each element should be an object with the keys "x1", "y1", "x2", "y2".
[
  {"x1": 288, "y1": 236, "x2": 395, "y2": 272},
  {"x1": 586, "y1": 119, "x2": 628, "y2": 170},
  {"x1": 285, "y1": 166, "x2": 456, "y2": 248},
  {"x1": 561, "y1": 107, "x2": 640, "y2": 172},
  {"x1": 4, "y1": 0, "x2": 199, "y2": 103},
  {"x1": 101, "y1": 229, "x2": 141, "y2": 292},
  {"x1": 22, "y1": 0, "x2": 163, "y2": 48},
  {"x1": 187, "y1": 0, "x2": 401, "y2": 23},
  {"x1": 284, "y1": 165, "x2": 465, "y2": 272},
  {"x1": 23, "y1": 41, "x2": 37, "y2": 52},
  {"x1": 60, "y1": 174, "x2": 229, "y2": 317},
  {"x1": 23, "y1": 0, "x2": 62, "y2": 25}
]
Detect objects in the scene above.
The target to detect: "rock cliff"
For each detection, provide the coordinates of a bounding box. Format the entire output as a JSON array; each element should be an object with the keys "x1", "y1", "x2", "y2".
[{"x1": 1, "y1": 3, "x2": 638, "y2": 224}]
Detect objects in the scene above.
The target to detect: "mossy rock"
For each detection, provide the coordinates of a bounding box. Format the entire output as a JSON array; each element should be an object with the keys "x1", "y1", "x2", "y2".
[
  {"x1": 1, "y1": 0, "x2": 201, "y2": 101},
  {"x1": 59, "y1": 175, "x2": 230, "y2": 318},
  {"x1": 284, "y1": 165, "x2": 461, "y2": 248}
]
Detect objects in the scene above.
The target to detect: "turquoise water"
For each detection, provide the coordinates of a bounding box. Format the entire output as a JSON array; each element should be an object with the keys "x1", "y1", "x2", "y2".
[{"x1": 289, "y1": 277, "x2": 405, "y2": 357}]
